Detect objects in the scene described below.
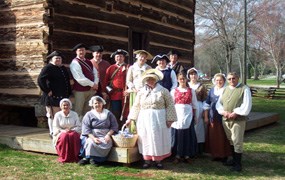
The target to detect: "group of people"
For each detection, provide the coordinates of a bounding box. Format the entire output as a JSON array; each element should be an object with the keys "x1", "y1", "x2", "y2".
[{"x1": 37, "y1": 43, "x2": 252, "y2": 172}]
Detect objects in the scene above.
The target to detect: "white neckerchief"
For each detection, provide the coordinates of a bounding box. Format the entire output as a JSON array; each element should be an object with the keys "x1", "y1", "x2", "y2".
[
  {"x1": 91, "y1": 109, "x2": 109, "y2": 120},
  {"x1": 133, "y1": 62, "x2": 148, "y2": 71}
]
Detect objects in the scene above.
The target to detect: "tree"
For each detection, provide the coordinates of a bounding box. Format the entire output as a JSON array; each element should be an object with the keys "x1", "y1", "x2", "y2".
[
  {"x1": 196, "y1": 0, "x2": 245, "y2": 73},
  {"x1": 250, "y1": 0, "x2": 285, "y2": 87}
]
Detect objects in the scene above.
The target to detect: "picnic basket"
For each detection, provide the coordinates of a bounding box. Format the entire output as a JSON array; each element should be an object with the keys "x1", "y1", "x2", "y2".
[{"x1": 112, "y1": 124, "x2": 138, "y2": 148}]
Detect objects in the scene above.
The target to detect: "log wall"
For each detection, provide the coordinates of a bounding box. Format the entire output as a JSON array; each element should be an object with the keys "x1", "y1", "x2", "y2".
[{"x1": 0, "y1": 0, "x2": 195, "y2": 108}]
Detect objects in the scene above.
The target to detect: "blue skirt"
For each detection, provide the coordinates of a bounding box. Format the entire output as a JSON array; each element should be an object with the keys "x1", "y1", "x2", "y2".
[{"x1": 171, "y1": 120, "x2": 198, "y2": 158}]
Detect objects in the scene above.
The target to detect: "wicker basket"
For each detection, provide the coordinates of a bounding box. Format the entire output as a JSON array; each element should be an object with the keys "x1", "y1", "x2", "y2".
[{"x1": 112, "y1": 125, "x2": 138, "y2": 148}]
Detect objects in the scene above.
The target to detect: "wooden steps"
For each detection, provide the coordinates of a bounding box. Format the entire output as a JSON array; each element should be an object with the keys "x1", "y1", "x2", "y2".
[{"x1": 0, "y1": 112, "x2": 279, "y2": 164}]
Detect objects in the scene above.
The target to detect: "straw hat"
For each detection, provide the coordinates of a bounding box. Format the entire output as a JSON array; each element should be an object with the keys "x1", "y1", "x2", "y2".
[
  {"x1": 141, "y1": 69, "x2": 164, "y2": 83},
  {"x1": 133, "y1": 50, "x2": 153, "y2": 60}
]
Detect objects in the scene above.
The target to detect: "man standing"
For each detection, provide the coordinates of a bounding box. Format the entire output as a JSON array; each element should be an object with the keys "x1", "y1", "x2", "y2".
[
  {"x1": 167, "y1": 49, "x2": 185, "y2": 75},
  {"x1": 103, "y1": 49, "x2": 129, "y2": 127},
  {"x1": 70, "y1": 43, "x2": 99, "y2": 120},
  {"x1": 38, "y1": 51, "x2": 72, "y2": 138},
  {"x1": 89, "y1": 45, "x2": 111, "y2": 98},
  {"x1": 216, "y1": 72, "x2": 252, "y2": 172}
]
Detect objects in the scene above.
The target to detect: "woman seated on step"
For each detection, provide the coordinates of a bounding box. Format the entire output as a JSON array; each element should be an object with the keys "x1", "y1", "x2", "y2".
[
  {"x1": 53, "y1": 98, "x2": 81, "y2": 163},
  {"x1": 78, "y1": 96, "x2": 118, "y2": 166}
]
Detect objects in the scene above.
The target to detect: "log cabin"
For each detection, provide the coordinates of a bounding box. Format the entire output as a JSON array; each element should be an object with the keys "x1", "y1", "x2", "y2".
[{"x1": 0, "y1": 0, "x2": 195, "y2": 126}]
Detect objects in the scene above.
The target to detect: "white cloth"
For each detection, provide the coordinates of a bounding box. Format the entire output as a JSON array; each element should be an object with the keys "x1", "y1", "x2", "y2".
[
  {"x1": 216, "y1": 83, "x2": 252, "y2": 116},
  {"x1": 189, "y1": 82, "x2": 205, "y2": 143},
  {"x1": 70, "y1": 58, "x2": 99, "y2": 87},
  {"x1": 128, "y1": 84, "x2": 177, "y2": 157},
  {"x1": 126, "y1": 62, "x2": 151, "y2": 90},
  {"x1": 170, "y1": 87, "x2": 198, "y2": 129}
]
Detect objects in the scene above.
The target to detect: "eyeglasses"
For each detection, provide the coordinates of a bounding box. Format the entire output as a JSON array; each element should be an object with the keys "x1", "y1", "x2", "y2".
[{"x1": 227, "y1": 77, "x2": 236, "y2": 81}]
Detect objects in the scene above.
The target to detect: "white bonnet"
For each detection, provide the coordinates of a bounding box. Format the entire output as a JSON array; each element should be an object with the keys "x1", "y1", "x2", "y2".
[
  {"x1": 59, "y1": 98, "x2": 72, "y2": 109},
  {"x1": 88, "y1": 96, "x2": 106, "y2": 107}
]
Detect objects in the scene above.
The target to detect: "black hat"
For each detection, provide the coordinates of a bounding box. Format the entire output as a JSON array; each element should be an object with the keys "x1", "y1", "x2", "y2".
[
  {"x1": 151, "y1": 54, "x2": 170, "y2": 64},
  {"x1": 168, "y1": 49, "x2": 181, "y2": 56},
  {"x1": 72, "y1": 43, "x2": 87, "y2": 52},
  {"x1": 46, "y1": 51, "x2": 63, "y2": 60},
  {"x1": 110, "y1": 49, "x2": 129, "y2": 58},
  {"x1": 89, "y1": 45, "x2": 104, "y2": 52}
]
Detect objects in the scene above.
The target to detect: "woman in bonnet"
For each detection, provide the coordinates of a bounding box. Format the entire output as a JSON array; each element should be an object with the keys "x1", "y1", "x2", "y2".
[
  {"x1": 53, "y1": 98, "x2": 81, "y2": 163},
  {"x1": 126, "y1": 69, "x2": 177, "y2": 169},
  {"x1": 78, "y1": 96, "x2": 118, "y2": 166}
]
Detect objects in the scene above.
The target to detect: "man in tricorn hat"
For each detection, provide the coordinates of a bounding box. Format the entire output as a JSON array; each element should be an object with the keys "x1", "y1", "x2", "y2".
[
  {"x1": 70, "y1": 43, "x2": 99, "y2": 120},
  {"x1": 89, "y1": 45, "x2": 110, "y2": 98},
  {"x1": 167, "y1": 49, "x2": 185, "y2": 75},
  {"x1": 38, "y1": 51, "x2": 72, "y2": 138},
  {"x1": 103, "y1": 49, "x2": 129, "y2": 127}
]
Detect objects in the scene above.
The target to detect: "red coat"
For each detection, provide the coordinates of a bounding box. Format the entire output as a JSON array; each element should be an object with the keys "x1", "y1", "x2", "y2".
[{"x1": 103, "y1": 64, "x2": 129, "y2": 100}]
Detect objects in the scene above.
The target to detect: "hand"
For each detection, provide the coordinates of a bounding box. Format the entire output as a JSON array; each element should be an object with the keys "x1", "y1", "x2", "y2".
[
  {"x1": 229, "y1": 112, "x2": 238, "y2": 119},
  {"x1": 223, "y1": 111, "x2": 230, "y2": 119},
  {"x1": 204, "y1": 117, "x2": 209, "y2": 124},
  {"x1": 104, "y1": 134, "x2": 111, "y2": 143},
  {"x1": 93, "y1": 137, "x2": 101, "y2": 144},
  {"x1": 48, "y1": 91, "x2": 52, "y2": 96},
  {"x1": 166, "y1": 121, "x2": 173, "y2": 128},
  {"x1": 102, "y1": 92, "x2": 109, "y2": 100},
  {"x1": 123, "y1": 90, "x2": 130, "y2": 97},
  {"x1": 125, "y1": 119, "x2": 132, "y2": 126},
  {"x1": 92, "y1": 83, "x2": 98, "y2": 90}
]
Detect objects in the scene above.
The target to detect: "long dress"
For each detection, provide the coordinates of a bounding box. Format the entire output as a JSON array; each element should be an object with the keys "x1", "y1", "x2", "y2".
[
  {"x1": 53, "y1": 110, "x2": 81, "y2": 163},
  {"x1": 128, "y1": 84, "x2": 177, "y2": 161},
  {"x1": 203, "y1": 87, "x2": 232, "y2": 158},
  {"x1": 81, "y1": 109, "x2": 118, "y2": 162},
  {"x1": 126, "y1": 62, "x2": 151, "y2": 107},
  {"x1": 170, "y1": 87, "x2": 198, "y2": 158},
  {"x1": 188, "y1": 82, "x2": 208, "y2": 144}
]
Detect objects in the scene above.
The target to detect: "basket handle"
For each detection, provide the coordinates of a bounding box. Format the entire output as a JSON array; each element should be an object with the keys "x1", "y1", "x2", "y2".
[{"x1": 121, "y1": 124, "x2": 127, "y2": 132}]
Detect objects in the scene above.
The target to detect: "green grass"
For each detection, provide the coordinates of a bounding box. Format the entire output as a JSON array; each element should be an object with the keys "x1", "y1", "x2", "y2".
[
  {"x1": 0, "y1": 97, "x2": 284, "y2": 179},
  {"x1": 247, "y1": 79, "x2": 279, "y2": 87}
]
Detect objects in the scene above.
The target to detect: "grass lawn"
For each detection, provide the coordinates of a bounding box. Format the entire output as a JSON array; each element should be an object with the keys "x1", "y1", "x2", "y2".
[{"x1": 0, "y1": 96, "x2": 284, "y2": 179}]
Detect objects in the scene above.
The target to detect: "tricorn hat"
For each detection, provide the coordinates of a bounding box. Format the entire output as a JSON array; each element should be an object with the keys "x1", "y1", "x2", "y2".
[
  {"x1": 72, "y1": 43, "x2": 87, "y2": 52},
  {"x1": 151, "y1": 54, "x2": 170, "y2": 64},
  {"x1": 167, "y1": 49, "x2": 181, "y2": 56},
  {"x1": 141, "y1": 68, "x2": 164, "y2": 84},
  {"x1": 46, "y1": 51, "x2": 63, "y2": 61},
  {"x1": 133, "y1": 50, "x2": 153, "y2": 60},
  {"x1": 89, "y1": 45, "x2": 104, "y2": 52},
  {"x1": 110, "y1": 49, "x2": 129, "y2": 58}
]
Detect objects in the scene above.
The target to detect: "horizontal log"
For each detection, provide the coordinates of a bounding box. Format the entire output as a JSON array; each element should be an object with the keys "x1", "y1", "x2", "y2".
[
  {"x1": 0, "y1": 4, "x2": 45, "y2": 26},
  {"x1": 0, "y1": 0, "x2": 45, "y2": 8},
  {"x1": 52, "y1": 1, "x2": 193, "y2": 37}
]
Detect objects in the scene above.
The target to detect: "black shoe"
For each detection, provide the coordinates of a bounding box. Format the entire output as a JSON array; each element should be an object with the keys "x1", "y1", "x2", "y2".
[
  {"x1": 231, "y1": 164, "x2": 242, "y2": 172},
  {"x1": 223, "y1": 159, "x2": 235, "y2": 166},
  {"x1": 142, "y1": 163, "x2": 151, "y2": 169},
  {"x1": 78, "y1": 158, "x2": 89, "y2": 166},
  {"x1": 155, "y1": 163, "x2": 164, "y2": 169},
  {"x1": 90, "y1": 159, "x2": 100, "y2": 167}
]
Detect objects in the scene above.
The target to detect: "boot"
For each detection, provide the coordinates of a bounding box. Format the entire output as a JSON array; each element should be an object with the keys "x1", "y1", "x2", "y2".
[
  {"x1": 223, "y1": 145, "x2": 235, "y2": 166},
  {"x1": 231, "y1": 153, "x2": 242, "y2": 172}
]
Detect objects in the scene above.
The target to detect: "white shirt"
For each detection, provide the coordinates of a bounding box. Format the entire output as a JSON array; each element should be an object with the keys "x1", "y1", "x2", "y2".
[
  {"x1": 70, "y1": 58, "x2": 99, "y2": 87},
  {"x1": 216, "y1": 83, "x2": 252, "y2": 116}
]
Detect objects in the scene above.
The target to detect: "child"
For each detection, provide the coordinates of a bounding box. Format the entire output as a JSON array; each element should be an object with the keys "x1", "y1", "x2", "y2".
[{"x1": 171, "y1": 72, "x2": 198, "y2": 163}]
